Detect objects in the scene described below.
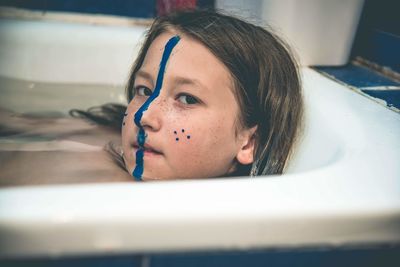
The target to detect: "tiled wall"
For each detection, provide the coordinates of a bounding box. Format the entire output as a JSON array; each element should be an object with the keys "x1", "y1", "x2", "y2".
[
  {"x1": 0, "y1": 0, "x2": 156, "y2": 18},
  {"x1": 352, "y1": 0, "x2": 399, "y2": 73},
  {"x1": 0, "y1": 0, "x2": 215, "y2": 18},
  {"x1": 316, "y1": 0, "x2": 400, "y2": 112},
  {"x1": 315, "y1": 64, "x2": 400, "y2": 112}
]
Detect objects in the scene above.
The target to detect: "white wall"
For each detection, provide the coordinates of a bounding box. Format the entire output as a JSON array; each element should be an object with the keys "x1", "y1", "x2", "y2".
[{"x1": 216, "y1": 0, "x2": 365, "y2": 66}]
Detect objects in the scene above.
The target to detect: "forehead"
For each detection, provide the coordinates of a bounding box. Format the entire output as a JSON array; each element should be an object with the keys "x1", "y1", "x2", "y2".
[{"x1": 139, "y1": 32, "x2": 234, "y2": 91}]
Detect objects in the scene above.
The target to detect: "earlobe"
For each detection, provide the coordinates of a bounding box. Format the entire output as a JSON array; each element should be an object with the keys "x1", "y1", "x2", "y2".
[{"x1": 236, "y1": 126, "x2": 257, "y2": 165}]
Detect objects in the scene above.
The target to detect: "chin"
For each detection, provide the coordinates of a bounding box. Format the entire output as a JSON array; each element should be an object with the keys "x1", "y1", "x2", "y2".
[
  {"x1": 140, "y1": 172, "x2": 185, "y2": 181},
  {"x1": 140, "y1": 175, "x2": 161, "y2": 181}
]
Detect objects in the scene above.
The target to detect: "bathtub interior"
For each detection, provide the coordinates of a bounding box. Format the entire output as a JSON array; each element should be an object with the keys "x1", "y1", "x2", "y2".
[
  {"x1": 0, "y1": 17, "x2": 345, "y2": 174},
  {"x1": 0, "y1": 17, "x2": 400, "y2": 260}
]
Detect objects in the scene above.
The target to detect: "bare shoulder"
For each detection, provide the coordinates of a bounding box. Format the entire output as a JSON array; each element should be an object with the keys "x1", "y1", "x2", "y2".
[
  {"x1": 0, "y1": 109, "x2": 133, "y2": 187},
  {"x1": 0, "y1": 150, "x2": 133, "y2": 187}
]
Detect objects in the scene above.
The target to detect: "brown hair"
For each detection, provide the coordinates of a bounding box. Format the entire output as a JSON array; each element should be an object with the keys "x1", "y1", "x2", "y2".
[{"x1": 126, "y1": 9, "x2": 303, "y2": 176}]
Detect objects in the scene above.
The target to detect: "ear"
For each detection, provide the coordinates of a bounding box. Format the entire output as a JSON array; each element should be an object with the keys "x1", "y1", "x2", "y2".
[{"x1": 236, "y1": 126, "x2": 257, "y2": 165}]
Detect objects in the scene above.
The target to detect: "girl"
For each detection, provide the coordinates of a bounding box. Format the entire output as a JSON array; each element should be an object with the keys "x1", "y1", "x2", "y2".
[
  {"x1": 121, "y1": 9, "x2": 303, "y2": 180},
  {"x1": 0, "y1": 9, "x2": 302, "y2": 185}
]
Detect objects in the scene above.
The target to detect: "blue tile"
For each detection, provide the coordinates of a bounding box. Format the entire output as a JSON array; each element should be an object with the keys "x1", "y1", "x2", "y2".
[
  {"x1": 149, "y1": 246, "x2": 400, "y2": 267},
  {"x1": 315, "y1": 65, "x2": 399, "y2": 88},
  {"x1": 0, "y1": 0, "x2": 156, "y2": 18},
  {"x1": 1, "y1": 254, "x2": 142, "y2": 267},
  {"x1": 361, "y1": 89, "x2": 400, "y2": 109}
]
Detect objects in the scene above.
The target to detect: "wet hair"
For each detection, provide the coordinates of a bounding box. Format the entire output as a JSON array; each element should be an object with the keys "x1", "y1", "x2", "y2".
[
  {"x1": 70, "y1": 103, "x2": 126, "y2": 131},
  {"x1": 126, "y1": 9, "x2": 303, "y2": 176}
]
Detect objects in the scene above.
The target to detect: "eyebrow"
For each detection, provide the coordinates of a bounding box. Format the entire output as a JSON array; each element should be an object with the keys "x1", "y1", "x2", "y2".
[
  {"x1": 135, "y1": 70, "x2": 208, "y2": 92},
  {"x1": 135, "y1": 70, "x2": 153, "y2": 83},
  {"x1": 173, "y1": 76, "x2": 208, "y2": 92}
]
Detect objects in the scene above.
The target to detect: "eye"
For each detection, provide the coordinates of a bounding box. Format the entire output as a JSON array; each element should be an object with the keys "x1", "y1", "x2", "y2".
[
  {"x1": 136, "y1": 86, "x2": 152, "y2": 96},
  {"x1": 177, "y1": 94, "x2": 199, "y2": 105}
]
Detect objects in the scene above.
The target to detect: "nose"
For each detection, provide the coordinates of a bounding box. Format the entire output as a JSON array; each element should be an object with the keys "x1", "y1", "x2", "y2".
[{"x1": 138, "y1": 97, "x2": 163, "y2": 132}]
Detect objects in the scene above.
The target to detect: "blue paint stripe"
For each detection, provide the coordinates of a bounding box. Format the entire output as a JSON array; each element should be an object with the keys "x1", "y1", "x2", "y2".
[
  {"x1": 133, "y1": 149, "x2": 144, "y2": 181},
  {"x1": 132, "y1": 35, "x2": 181, "y2": 180}
]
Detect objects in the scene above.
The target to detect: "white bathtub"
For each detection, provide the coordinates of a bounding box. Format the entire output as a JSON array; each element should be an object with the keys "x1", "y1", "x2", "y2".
[{"x1": 0, "y1": 17, "x2": 399, "y2": 259}]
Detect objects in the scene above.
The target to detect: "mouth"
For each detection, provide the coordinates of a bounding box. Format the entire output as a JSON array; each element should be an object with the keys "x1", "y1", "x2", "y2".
[{"x1": 133, "y1": 143, "x2": 163, "y2": 156}]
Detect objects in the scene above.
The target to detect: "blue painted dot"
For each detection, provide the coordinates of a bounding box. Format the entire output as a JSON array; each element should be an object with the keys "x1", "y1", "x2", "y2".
[
  {"x1": 124, "y1": 113, "x2": 128, "y2": 116},
  {"x1": 187, "y1": 135, "x2": 190, "y2": 139},
  {"x1": 174, "y1": 131, "x2": 177, "y2": 134},
  {"x1": 182, "y1": 129, "x2": 185, "y2": 133},
  {"x1": 176, "y1": 137, "x2": 179, "y2": 141}
]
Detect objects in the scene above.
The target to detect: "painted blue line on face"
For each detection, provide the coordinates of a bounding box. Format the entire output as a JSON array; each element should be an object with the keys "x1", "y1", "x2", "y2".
[
  {"x1": 133, "y1": 148, "x2": 144, "y2": 181},
  {"x1": 132, "y1": 35, "x2": 181, "y2": 180}
]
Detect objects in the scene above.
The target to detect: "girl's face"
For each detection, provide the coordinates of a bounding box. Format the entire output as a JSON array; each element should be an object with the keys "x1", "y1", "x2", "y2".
[{"x1": 122, "y1": 32, "x2": 255, "y2": 180}]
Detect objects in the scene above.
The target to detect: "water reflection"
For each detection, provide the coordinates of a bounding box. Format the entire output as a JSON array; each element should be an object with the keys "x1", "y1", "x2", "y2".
[{"x1": 0, "y1": 76, "x2": 132, "y2": 187}]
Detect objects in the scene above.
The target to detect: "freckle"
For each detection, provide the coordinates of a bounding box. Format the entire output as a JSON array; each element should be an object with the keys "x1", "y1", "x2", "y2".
[
  {"x1": 176, "y1": 137, "x2": 179, "y2": 141},
  {"x1": 174, "y1": 131, "x2": 177, "y2": 134},
  {"x1": 123, "y1": 122, "x2": 126, "y2": 126},
  {"x1": 187, "y1": 135, "x2": 190, "y2": 139},
  {"x1": 124, "y1": 113, "x2": 128, "y2": 116}
]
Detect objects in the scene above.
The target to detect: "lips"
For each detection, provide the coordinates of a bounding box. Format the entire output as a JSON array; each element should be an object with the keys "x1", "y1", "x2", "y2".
[{"x1": 133, "y1": 143, "x2": 163, "y2": 155}]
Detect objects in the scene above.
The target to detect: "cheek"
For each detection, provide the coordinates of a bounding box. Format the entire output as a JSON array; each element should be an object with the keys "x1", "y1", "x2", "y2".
[
  {"x1": 122, "y1": 111, "x2": 128, "y2": 127},
  {"x1": 171, "y1": 128, "x2": 192, "y2": 142},
  {"x1": 126, "y1": 99, "x2": 142, "y2": 114},
  {"x1": 166, "y1": 120, "x2": 221, "y2": 157},
  {"x1": 165, "y1": 119, "x2": 238, "y2": 177},
  {"x1": 121, "y1": 104, "x2": 138, "y2": 144},
  {"x1": 163, "y1": 121, "x2": 198, "y2": 161},
  {"x1": 123, "y1": 100, "x2": 142, "y2": 127},
  {"x1": 187, "y1": 117, "x2": 237, "y2": 156}
]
